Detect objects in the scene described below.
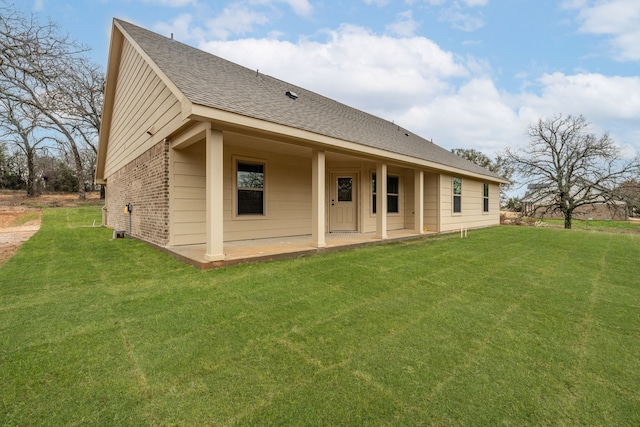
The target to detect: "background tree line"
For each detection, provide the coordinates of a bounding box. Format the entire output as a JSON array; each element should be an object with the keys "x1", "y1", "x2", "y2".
[
  {"x1": 453, "y1": 114, "x2": 640, "y2": 228},
  {"x1": 0, "y1": 1, "x2": 103, "y2": 199}
]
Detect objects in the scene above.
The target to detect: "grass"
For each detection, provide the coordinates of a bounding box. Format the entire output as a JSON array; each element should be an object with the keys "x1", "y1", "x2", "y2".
[
  {"x1": 541, "y1": 217, "x2": 640, "y2": 232},
  {"x1": 1, "y1": 207, "x2": 639, "y2": 425}
]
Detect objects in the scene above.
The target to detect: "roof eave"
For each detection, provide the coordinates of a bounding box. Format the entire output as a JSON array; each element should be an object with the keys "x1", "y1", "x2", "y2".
[
  {"x1": 187, "y1": 103, "x2": 507, "y2": 183},
  {"x1": 95, "y1": 20, "x2": 124, "y2": 183}
]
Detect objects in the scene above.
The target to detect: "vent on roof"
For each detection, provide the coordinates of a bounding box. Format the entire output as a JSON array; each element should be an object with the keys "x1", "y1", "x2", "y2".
[{"x1": 285, "y1": 90, "x2": 298, "y2": 100}]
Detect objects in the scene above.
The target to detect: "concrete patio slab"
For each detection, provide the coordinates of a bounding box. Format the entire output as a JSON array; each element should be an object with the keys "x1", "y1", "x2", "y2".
[{"x1": 165, "y1": 229, "x2": 433, "y2": 269}]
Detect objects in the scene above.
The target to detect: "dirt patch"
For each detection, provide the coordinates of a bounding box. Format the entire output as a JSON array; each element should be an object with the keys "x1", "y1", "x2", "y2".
[{"x1": 0, "y1": 191, "x2": 101, "y2": 266}]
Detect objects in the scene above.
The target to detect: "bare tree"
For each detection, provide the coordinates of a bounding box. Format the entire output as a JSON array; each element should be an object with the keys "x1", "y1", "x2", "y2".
[
  {"x1": 0, "y1": 97, "x2": 49, "y2": 195},
  {"x1": 47, "y1": 58, "x2": 104, "y2": 192},
  {"x1": 0, "y1": 2, "x2": 101, "y2": 200},
  {"x1": 60, "y1": 61, "x2": 104, "y2": 153},
  {"x1": 505, "y1": 114, "x2": 640, "y2": 229}
]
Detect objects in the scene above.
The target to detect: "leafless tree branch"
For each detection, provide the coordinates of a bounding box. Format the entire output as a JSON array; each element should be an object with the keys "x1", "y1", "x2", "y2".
[
  {"x1": 505, "y1": 114, "x2": 640, "y2": 228},
  {"x1": 0, "y1": 1, "x2": 103, "y2": 199}
]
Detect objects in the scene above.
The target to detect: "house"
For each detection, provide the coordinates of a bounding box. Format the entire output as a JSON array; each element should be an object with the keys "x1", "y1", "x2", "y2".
[{"x1": 95, "y1": 19, "x2": 508, "y2": 266}]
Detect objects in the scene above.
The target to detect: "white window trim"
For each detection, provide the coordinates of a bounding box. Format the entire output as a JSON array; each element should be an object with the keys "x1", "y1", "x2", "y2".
[
  {"x1": 233, "y1": 156, "x2": 268, "y2": 220},
  {"x1": 483, "y1": 183, "x2": 490, "y2": 214},
  {"x1": 452, "y1": 177, "x2": 462, "y2": 215},
  {"x1": 371, "y1": 171, "x2": 402, "y2": 216}
]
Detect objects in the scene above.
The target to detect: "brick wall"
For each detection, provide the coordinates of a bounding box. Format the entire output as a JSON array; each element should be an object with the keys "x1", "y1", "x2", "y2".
[{"x1": 105, "y1": 140, "x2": 170, "y2": 246}]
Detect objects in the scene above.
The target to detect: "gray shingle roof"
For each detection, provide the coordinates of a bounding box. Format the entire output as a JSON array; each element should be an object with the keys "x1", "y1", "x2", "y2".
[{"x1": 116, "y1": 19, "x2": 504, "y2": 180}]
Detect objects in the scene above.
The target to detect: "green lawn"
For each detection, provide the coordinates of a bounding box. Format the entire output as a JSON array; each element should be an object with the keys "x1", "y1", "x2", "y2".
[
  {"x1": 540, "y1": 217, "x2": 640, "y2": 232},
  {"x1": 1, "y1": 207, "x2": 639, "y2": 426}
]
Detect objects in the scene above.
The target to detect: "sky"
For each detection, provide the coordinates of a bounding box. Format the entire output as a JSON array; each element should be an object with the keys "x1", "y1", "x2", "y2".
[{"x1": 20, "y1": 0, "x2": 640, "y2": 172}]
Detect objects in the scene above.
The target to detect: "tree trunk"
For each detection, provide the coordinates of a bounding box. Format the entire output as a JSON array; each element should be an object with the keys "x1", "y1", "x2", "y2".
[
  {"x1": 69, "y1": 142, "x2": 86, "y2": 200},
  {"x1": 564, "y1": 209, "x2": 572, "y2": 229},
  {"x1": 25, "y1": 150, "x2": 39, "y2": 197}
]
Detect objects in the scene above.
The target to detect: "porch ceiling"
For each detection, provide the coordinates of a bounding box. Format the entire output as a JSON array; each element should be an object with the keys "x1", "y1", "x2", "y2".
[{"x1": 223, "y1": 131, "x2": 391, "y2": 164}]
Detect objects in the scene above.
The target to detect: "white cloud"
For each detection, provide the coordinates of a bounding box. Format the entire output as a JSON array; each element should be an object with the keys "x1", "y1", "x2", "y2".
[
  {"x1": 400, "y1": 78, "x2": 523, "y2": 154},
  {"x1": 153, "y1": 0, "x2": 313, "y2": 41},
  {"x1": 284, "y1": 0, "x2": 314, "y2": 16},
  {"x1": 514, "y1": 72, "x2": 640, "y2": 157},
  {"x1": 561, "y1": 0, "x2": 588, "y2": 9},
  {"x1": 386, "y1": 10, "x2": 420, "y2": 37},
  {"x1": 200, "y1": 25, "x2": 468, "y2": 114},
  {"x1": 141, "y1": 0, "x2": 197, "y2": 6},
  {"x1": 460, "y1": 0, "x2": 487, "y2": 6},
  {"x1": 418, "y1": 0, "x2": 490, "y2": 31},
  {"x1": 363, "y1": 0, "x2": 390, "y2": 5},
  {"x1": 405, "y1": 1, "x2": 487, "y2": 31},
  {"x1": 422, "y1": 0, "x2": 487, "y2": 6},
  {"x1": 572, "y1": 0, "x2": 640, "y2": 61},
  {"x1": 441, "y1": 10, "x2": 483, "y2": 31},
  {"x1": 205, "y1": 4, "x2": 269, "y2": 39},
  {"x1": 154, "y1": 13, "x2": 206, "y2": 41},
  {"x1": 522, "y1": 73, "x2": 640, "y2": 120},
  {"x1": 249, "y1": 0, "x2": 314, "y2": 17},
  {"x1": 33, "y1": 0, "x2": 46, "y2": 12}
]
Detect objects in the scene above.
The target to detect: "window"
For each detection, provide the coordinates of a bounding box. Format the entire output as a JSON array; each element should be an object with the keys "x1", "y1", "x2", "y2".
[
  {"x1": 237, "y1": 161, "x2": 264, "y2": 215},
  {"x1": 387, "y1": 176, "x2": 399, "y2": 213},
  {"x1": 372, "y1": 174, "x2": 399, "y2": 214},
  {"x1": 337, "y1": 177, "x2": 353, "y2": 202},
  {"x1": 483, "y1": 183, "x2": 489, "y2": 213},
  {"x1": 453, "y1": 177, "x2": 462, "y2": 213}
]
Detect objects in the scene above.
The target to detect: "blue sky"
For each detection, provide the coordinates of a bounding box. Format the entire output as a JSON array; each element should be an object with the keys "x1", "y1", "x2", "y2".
[{"x1": 22, "y1": 0, "x2": 640, "y2": 174}]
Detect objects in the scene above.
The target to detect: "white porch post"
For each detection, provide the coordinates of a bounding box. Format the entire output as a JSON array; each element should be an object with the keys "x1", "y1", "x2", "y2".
[
  {"x1": 376, "y1": 162, "x2": 387, "y2": 240},
  {"x1": 311, "y1": 150, "x2": 326, "y2": 248},
  {"x1": 205, "y1": 128, "x2": 225, "y2": 261},
  {"x1": 414, "y1": 169, "x2": 424, "y2": 234}
]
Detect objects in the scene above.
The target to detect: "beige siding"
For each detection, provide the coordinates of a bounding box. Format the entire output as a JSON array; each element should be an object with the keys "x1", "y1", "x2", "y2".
[
  {"x1": 169, "y1": 137, "x2": 314, "y2": 244},
  {"x1": 104, "y1": 38, "x2": 182, "y2": 178},
  {"x1": 424, "y1": 172, "x2": 439, "y2": 232},
  {"x1": 439, "y1": 174, "x2": 500, "y2": 232},
  {"x1": 170, "y1": 142, "x2": 206, "y2": 245},
  {"x1": 224, "y1": 144, "x2": 312, "y2": 241},
  {"x1": 387, "y1": 168, "x2": 405, "y2": 231},
  {"x1": 360, "y1": 164, "x2": 408, "y2": 233},
  {"x1": 360, "y1": 165, "x2": 375, "y2": 233},
  {"x1": 404, "y1": 170, "x2": 415, "y2": 230}
]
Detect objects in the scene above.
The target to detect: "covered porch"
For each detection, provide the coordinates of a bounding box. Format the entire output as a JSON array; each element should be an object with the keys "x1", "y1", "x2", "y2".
[
  {"x1": 166, "y1": 228, "x2": 437, "y2": 269},
  {"x1": 168, "y1": 122, "x2": 440, "y2": 265}
]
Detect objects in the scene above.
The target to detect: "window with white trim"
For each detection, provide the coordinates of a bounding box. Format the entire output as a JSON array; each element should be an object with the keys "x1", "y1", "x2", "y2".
[
  {"x1": 453, "y1": 177, "x2": 462, "y2": 213},
  {"x1": 372, "y1": 173, "x2": 399, "y2": 214},
  {"x1": 236, "y1": 161, "x2": 265, "y2": 215},
  {"x1": 483, "y1": 183, "x2": 489, "y2": 213}
]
